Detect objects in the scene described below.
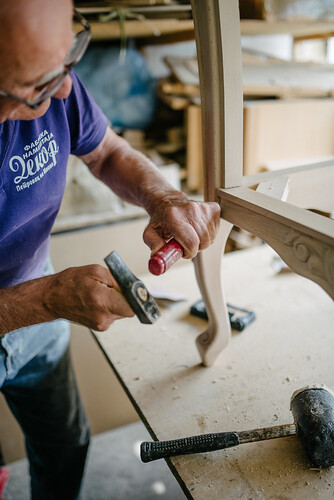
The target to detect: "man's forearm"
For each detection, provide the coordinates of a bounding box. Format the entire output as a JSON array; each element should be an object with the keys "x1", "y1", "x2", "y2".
[
  {"x1": 108, "y1": 147, "x2": 185, "y2": 213},
  {"x1": 0, "y1": 264, "x2": 136, "y2": 336},
  {"x1": 102, "y1": 145, "x2": 188, "y2": 216},
  {"x1": 84, "y1": 129, "x2": 188, "y2": 217},
  {"x1": 0, "y1": 276, "x2": 55, "y2": 336}
]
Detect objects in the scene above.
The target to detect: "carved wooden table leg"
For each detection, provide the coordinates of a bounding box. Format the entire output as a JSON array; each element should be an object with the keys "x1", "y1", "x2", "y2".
[
  {"x1": 191, "y1": 0, "x2": 243, "y2": 364},
  {"x1": 193, "y1": 220, "x2": 233, "y2": 366}
]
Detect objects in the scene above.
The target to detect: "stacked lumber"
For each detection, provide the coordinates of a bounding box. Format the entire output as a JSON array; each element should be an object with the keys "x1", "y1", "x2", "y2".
[
  {"x1": 239, "y1": 0, "x2": 334, "y2": 21},
  {"x1": 156, "y1": 50, "x2": 334, "y2": 195},
  {"x1": 158, "y1": 52, "x2": 334, "y2": 105}
]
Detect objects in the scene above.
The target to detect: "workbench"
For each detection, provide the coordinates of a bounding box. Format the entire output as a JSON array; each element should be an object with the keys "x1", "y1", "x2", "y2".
[{"x1": 93, "y1": 244, "x2": 334, "y2": 499}]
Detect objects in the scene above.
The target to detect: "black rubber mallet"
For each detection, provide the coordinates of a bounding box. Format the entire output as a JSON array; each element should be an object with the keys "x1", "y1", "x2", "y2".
[{"x1": 141, "y1": 385, "x2": 334, "y2": 468}]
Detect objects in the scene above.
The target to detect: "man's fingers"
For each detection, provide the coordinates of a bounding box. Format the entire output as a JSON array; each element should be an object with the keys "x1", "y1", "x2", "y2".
[
  {"x1": 46, "y1": 265, "x2": 135, "y2": 331},
  {"x1": 105, "y1": 287, "x2": 135, "y2": 318},
  {"x1": 143, "y1": 225, "x2": 167, "y2": 255},
  {"x1": 170, "y1": 223, "x2": 200, "y2": 259},
  {"x1": 143, "y1": 200, "x2": 221, "y2": 261}
]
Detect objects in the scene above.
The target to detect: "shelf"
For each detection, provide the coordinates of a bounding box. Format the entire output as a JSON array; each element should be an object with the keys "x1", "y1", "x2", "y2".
[
  {"x1": 75, "y1": 18, "x2": 334, "y2": 41},
  {"x1": 241, "y1": 19, "x2": 334, "y2": 37},
  {"x1": 83, "y1": 19, "x2": 194, "y2": 40},
  {"x1": 75, "y1": 0, "x2": 334, "y2": 39}
]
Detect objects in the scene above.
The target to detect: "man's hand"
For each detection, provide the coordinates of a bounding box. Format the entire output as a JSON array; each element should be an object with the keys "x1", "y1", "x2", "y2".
[
  {"x1": 81, "y1": 128, "x2": 221, "y2": 261},
  {"x1": 44, "y1": 265, "x2": 135, "y2": 330},
  {"x1": 0, "y1": 265, "x2": 134, "y2": 336},
  {"x1": 143, "y1": 197, "x2": 221, "y2": 259}
]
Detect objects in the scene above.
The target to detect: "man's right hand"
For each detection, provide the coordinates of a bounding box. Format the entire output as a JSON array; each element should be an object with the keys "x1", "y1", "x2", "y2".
[{"x1": 0, "y1": 265, "x2": 135, "y2": 336}]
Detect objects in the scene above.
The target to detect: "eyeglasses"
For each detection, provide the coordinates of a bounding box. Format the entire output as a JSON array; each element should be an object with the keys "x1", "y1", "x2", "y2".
[{"x1": 0, "y1": 9, "x2": 91, "y2": 110}]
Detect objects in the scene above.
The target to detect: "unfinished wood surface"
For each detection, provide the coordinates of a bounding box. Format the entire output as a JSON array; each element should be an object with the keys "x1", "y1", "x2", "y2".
[
  {"x1": 94, "y1": 245, "x2": 334, "y2": 499},
  {"x1": 242, "y1": 160, "x2": 334, "y2": 188},
  {"x1": 240, "y1": 19, "x2": 334, "y2": 37},
  {"x1": 218, "y1": 186, "x2": 334, "y2": 299},
  {"x1": 243, "y1": 99, "x2": 334, "y2": 175},
  {"x1": 163, "y1": 55, "x2": 334, "y2": 100},
  {"x1": 78, "y1": 19, "x2": 334, "y2": 41},
  {"x1": 193, "y1": 221, "x2": 233, "y2": 366},
  {"x1": 190, "y1": 0, "x2": 243, "y2": 196},
  {"x1": 243, "y1": 61, "x2": 334, "y2": 98},
  {"x1": 185, "y1": 1, "x2": 334, "y2": 369},
  {"x1": 190, "y1": 0, "x2": 334, "y2": 371},
  {"x1": 247, "y1": 160, "x2": 334, "y2": 213},
  {"x1": 189, "y1": 0, "x2": 243, "y2": 366},
  {"x1": 157, "y1": 78, "x2": 200, "y2": 99},
  {"x1": 256, "y1": 176, "x2": 290, "y2": 201},
  {"x1": 86, "y1": 19, "x2": 195, "y2": 40},
  {"x1": 185, "y1": 105, "x2": 203, "y2": 191}
]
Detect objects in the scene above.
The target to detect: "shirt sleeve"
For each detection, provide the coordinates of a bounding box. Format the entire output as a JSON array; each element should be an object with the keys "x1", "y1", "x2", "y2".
[{"x1": 64, "y1": 70, "x2": 109, "y2": 156}]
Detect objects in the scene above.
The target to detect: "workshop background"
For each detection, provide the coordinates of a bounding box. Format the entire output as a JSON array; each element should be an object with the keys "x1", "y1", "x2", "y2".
[{"x1": 1, "y1": 0, "x2": 334, "y2": 498}]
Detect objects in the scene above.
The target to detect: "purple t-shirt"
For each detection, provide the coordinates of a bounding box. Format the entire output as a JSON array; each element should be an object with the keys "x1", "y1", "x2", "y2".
[{"x1": 0, "y1": 71, "x2": 108, "y2": 288}]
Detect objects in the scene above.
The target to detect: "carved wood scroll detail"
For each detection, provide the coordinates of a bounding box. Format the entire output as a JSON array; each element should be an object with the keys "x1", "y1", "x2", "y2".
[
  {"x1": 283, "y1": 230, "x2": 334, "y2": 291},
  {"x1": 220, "y1": 191, "x2": 334, "y2": 300}
]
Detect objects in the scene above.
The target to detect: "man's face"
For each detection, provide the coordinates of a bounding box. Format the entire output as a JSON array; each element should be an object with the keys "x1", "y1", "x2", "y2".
[{"x1": 0, "y1": 0, "x2": 74, "y2": 122}]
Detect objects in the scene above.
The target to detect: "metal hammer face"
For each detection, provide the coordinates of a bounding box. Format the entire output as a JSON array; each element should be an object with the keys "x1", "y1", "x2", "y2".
[
  {"x1": 104, "y1": 251, "x2": 160, "y2": 324},
  {"x1": 291, "y1": 386, "x2": 334, "y2": 468}
]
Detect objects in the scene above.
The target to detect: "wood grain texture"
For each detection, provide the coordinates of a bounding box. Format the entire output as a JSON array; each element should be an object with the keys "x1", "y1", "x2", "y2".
[
  {"x1": 190, "y1": 0, "x2": 243, "y2": 196},
  {"x1": 193, "y1": 221, "x2": 233, "y2": 366},
  {"x1": 186, "y1": 105, "x2": 203, "y2": 191},
  {"x1": 79, "y1": 19, "x2": 334, "y2": 41},
  {"x1": 87, "y1": 19, "x2": 195, "y2": 40},
  {"x1": 94, "y1": 245, "x2": 334, "y2": 499},
  {"x1": 189, "y1": 0, "x2": 244, "y2": 366},
  {"x1": 219, "y1": 186, "x2": 334, "y2": 299},
  {"x1": 243, "y1": 100, "x2": 334, "y2": 175},
  {"x1": 191, "y1": 0, "x2": 334, "y2": 368}
]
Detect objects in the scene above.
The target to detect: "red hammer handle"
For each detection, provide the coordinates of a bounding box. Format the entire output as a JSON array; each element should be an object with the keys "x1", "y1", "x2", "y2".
[{"x1": 148, "y1": 239, "x2": 183, "y2": 276}]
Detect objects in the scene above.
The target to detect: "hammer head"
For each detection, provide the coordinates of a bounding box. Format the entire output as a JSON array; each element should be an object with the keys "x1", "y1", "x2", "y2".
[
  {"x1": 105, "y1": 251, "x2": 160, "y2": 324},
  {"x1": 291, "y1": 386, "x2": 334, "y2": 468}
]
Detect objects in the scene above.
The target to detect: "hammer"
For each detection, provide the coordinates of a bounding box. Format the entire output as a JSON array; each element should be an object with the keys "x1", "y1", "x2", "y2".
[
  {"x1": 105, "y1": 250, "x2": 160, "y2": 324},
  {"x1": 141, "y1": 386, "x2": 334, "y2": 468}
]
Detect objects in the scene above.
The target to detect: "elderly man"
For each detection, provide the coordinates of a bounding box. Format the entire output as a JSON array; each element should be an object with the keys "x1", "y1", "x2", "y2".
[{"x1": 0, "y1": 0, "x2": 220, "y2": 498}]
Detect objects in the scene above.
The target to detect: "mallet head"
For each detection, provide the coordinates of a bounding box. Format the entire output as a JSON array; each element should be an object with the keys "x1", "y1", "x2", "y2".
[{"x1": 291, "y1": 386, "x2": 334, "y2": 468}]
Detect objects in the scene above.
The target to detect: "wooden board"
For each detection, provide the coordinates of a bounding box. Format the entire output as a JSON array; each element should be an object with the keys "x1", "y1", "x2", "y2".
[
  {"x1": 243, "y1": 61, "x2": 334, "y2": 98},
  {"x1": 243, "y1": 99, "x2": 334, "y2": 175},
  {"x1": 93, "y1": 245, "x2": 334, "y2": 499},
  {"x1": 240, "y1": 19, "x2": 334, "y2": 37},
  {"x1": 178, "y1": 99, "x2": 334, "y2": 191},
  {"x1": 76, "y1": 19, "x2": 334, "y2": 41},
  {"x1": 85, "y1": 19, "x2": 195, "y2": 40},
  {"x1": 185, "y1": 105, "x2": 203, "y2": 191},
  {"x1": 240, "y1": 0, "x2": 334, "y2": 23},
  {"x1": 164, "y1": 55, "x2": 334, "y2": 98}
]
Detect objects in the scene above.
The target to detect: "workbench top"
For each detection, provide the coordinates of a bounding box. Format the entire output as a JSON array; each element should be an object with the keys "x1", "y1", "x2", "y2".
[{"x1": 93, "y1": 244, "x2": 334, "y2": 499}]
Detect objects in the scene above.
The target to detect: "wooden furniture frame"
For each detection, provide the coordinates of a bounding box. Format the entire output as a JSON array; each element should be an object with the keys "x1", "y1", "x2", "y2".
[{"x1": 190, "y1": 0, "x2": 334, "y2": 366}]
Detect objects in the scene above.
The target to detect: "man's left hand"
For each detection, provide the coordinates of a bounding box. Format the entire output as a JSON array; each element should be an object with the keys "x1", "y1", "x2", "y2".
[{"x1": 143, "y1": 197, "x2": 221, "y2": 259}]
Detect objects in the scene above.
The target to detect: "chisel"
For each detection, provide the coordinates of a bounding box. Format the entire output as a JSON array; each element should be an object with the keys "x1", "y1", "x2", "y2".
[{"x1": 148, "y1": 239, "x2": 183, "y2": 275}]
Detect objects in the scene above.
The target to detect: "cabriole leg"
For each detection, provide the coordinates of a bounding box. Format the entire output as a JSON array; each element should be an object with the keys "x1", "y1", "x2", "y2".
[{"x1": 193, "y1": 221, "x2": 233, "y2": 366}]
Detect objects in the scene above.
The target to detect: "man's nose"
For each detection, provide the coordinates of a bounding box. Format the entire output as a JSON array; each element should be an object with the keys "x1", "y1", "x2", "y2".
[{"x1": 53, "y1": 74, "x2": 72, "y2": 100}]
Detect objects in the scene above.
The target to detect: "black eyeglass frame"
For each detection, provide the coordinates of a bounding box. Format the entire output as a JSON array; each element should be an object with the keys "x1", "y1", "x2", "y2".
[{"x1": 0, "y1": 9, "x2": 91, "y2": 110}]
